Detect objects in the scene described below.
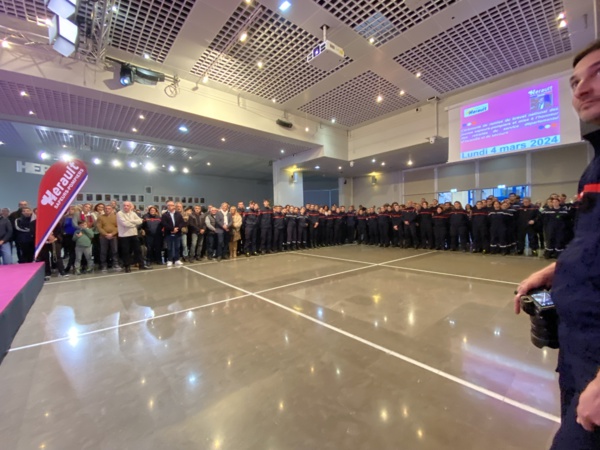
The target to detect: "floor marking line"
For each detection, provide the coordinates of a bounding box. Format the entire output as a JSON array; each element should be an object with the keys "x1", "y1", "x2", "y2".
[
  {"x1": 293, "y1": 252, "x2": 375, "y2": 265},
  {"x1": 183, "y1": 265, "x2": 560, "y2": 424},
  {"x1": 8, "y1": 294, "x2": 251, "y2": 352},
  {"x1": 380, "y1": 265, "x2": 517, "y2": 286}
]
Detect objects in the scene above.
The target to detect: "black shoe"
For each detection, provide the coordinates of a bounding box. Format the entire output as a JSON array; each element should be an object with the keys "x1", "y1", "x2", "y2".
[
  {"x1": 217, "y1": 257, "x2": 222, "y2": 262},
  {"x1": 125, "y1": 266, "x2": 131, "y2": 273},
  {"x1": 141, "y1": 265, "x2": 152, "y2": 270}
]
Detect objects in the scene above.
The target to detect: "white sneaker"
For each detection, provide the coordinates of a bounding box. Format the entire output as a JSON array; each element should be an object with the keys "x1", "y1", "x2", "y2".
[
  {"x1": 167, "y1": 261, "x2": 173, "y2": 267},
  {"x1": 175, "y1": 260, "x2": 183, "y2": 267}
]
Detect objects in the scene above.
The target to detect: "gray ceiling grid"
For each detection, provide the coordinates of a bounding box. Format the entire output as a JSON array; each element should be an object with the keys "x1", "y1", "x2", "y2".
[
  {"x1": 393, "y1": 0, "x2": 570, "y2": 93},
  {"x1": 298, "y1": 70, "x2": 419, "y2": 127},
  {"x1": 191, "y1": 1, "x2": 352, "y2": 103},
  {"x1": 313, "y1": 0, "x2": 458, "y2": 46},
  {"x1": 0, "y1": 0, "x2": 46, "y2": 22}
]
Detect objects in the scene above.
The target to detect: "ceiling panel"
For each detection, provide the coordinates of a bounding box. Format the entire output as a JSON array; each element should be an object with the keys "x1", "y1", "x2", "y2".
[
  {"x1": 393, "y1": 0, "x2": 570, "y2": 93},
  {"x1": 190, "y1": 0, "x2": 352, "y2": 103},
  {"x1": 298, "y1": 70, "x2": 419, "y2": 127}
]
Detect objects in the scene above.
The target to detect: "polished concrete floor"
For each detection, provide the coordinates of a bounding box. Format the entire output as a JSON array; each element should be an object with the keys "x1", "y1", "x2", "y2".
[{"x1": 0, "y1": 246, "x2": 560, "y2": 449}]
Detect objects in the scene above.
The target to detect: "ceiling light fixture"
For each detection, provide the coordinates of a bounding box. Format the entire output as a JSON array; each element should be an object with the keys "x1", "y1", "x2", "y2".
[
  {"x1": 28, "y1": 110, "x2": 35, "y2": 115},
  {"x1": 315, "y1": 165, "x2": 320, "y2": 170},
  {"x1": 280, "y1": 149, "x2": 285, "y2": 154},
  {"x1": 145, "y1": 161, "x2": 155, "y2": 171},
  {"x1": 129, "y1": 161, "x2": 138, "y2": 168},
  {"x1": 61, "y1": 153, "x2": 72, "y2": 162},
  {"x1": 369, "y1": 37, "x2": 375, "y2": 44},
  {"x1": 338, "y1": 166, "x2": 342, "y2": 170},
  {"x1": 0, "y1": 141, "x2": 4, "y2": 145},
  {"x1": 407, "y1": 159, "x2": 413, "y2": 166},
  {"x1": 48, "y1": 14, "x2": 79, "y2": 57},
  {"x1": 415, "y1": 72, "x2": 422, "y2": 78},
  {"x1": 168, "y1": 165, "x2": 176, "y2": 172},
  {"x1": 139, "y1": 114, "x2": 145, "y2": 120},
  {"x1": 1, "y1": 39, "x2": 10, "y2": 49},
  {"x1": 202, "y1": 75, "x2": 209, "y2": 84},
  {"x1": 143, "y1": 53, "x2": 151, "y2": 60},
  {"x1": 93, "y1": 157, "x2": 102, "y2": 165},
  {"x1": 206, "y1": 162, "x2": 211, "y2": 166},
  {"x1": 558, "y1": 19, "x2": 567, "y2": 28},
  {"x1": 132, "y1": 127, "x2": 138, "y2": 133},
  {"x1": 120, "y1": 65, "x2": 133, "y2": 86},
  {"x1": 221, "y1": 137, "x2": 226, "y2": 142},
  {"x1": 557, "y1": 12, "x2": 565, "y2": 20},
  {"x1": 62, "y1": 144, "x2": 67, "y2": 148},
  {"x1": 20, "y1": 91, "x2": 28, "y2": 97},
  {"x1": 183, "y1": 167, "x2": 189, "y2": 174},
  {"x1": 111, "y1": 5, "x2": 118, "y2": 12},
  {"x1": 399, "y1": 90, "x2": 405, "y2": 96},
  {"x1": 188, "y1": 156, "x2": 192, "y2": 160},
  {"x1": 112, "y1": 159, "x2": 122, "y2": 167},
  {"x1": 376, "y1": 94, "x2": 383, "y2": 103},
  {"x1": 257, "y1": 61, "x2": 264, "y2": 69},
  {"x1": 305, "y1": 126, "x2": 309, "y2": 132},
  {"x1": 239, "y1": 32, "x2": 248, "y2": 42},
  {"x1": 179, "y1": 125, "x2": 188, "y2": 133},
  {"x1": 272, "y1": 98, "x2": 277, "y2": 103},
  {"x1": 279, "y1": 1, "x2": 291, "y2": 12},
  {"x1": 331, "y1": 118, "x2": 336, "y2": 123},
  {"x1": 381, "y1": 162, "x2": 386, "y2": 166},
  {"x1": 40, "y1": 151, "x2": 50, "y2": 160},
  {"x1": 372, "y1": 158, "x2": 376, "y2": 163}
]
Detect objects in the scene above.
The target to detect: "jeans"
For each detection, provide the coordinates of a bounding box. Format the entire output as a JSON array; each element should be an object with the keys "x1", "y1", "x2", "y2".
[
  {"x1": 189, "y1": 233, "x2": 204, "y2": 259},
  {"x1": 75, "y1": 246, "x2": 92, "y2": 270},
  {"x1": 0, "y1": 241, "x2": 12, "y2": 264},
  {"x1": 215, "y1": 231, "x2": 227, "y2": 258},
  {"x1": 100, "y1": 236, "x2": 120, "y2": 269},
  {"x1": 164, "y1": 234, "x2": 181, "y2": 263}
]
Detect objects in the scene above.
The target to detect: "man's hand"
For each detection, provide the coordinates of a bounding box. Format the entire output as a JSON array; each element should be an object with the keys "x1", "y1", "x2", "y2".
[
  {"x1": 393, "y1": 225, "x2": 398, "y2": 230},
  {"x1": 106, "y1": 233, "x2": 113, "y2": 239},
  {"x1": 513, "y1": 263, "x2": 556, "y2": 314},
  {"x1": 577, "y1": 374, "x2": 600, "y2": 431},
  {"x1": 173, "y1": 227, "x2": 179, "y2": 233},
  {"x1": 528, "y1": 220, "x2": 535, "y2": 225}
]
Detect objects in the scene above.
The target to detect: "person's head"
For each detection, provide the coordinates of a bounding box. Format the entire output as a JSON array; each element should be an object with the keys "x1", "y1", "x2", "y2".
[
  {"x1": 571, "y1": 40, "x2": 600, "y2": 125},
  {"x1": 436, "y1": 206, "x2": 443, "y2": 214},
  {"x1": 166, "y1": 201, "x2": 175, "y2": 213},
  {"x1": 194, "y1": 205, "x2": 201, "y2": 214},
  {"x1": 237, "y1": 202, "x2": 245, "y2": 210},
  {"x1": 230, "y1": 206, "x2": 237, "y2": 215},
  {"x1": 394, "y1": 204, "x2": 400, "y2": 211},
  {"x1": 454, "y1": 201, "x2": 462, "y2": 210},
  {"x1": 78, "y1": 219, "x2": 88, "y2": 228},
  {"x1": 94, "y1": 203, "x2": 105, "y2": 213},
  {"x1": 17, "y1": 201, "x2": 28, "y2": 210},
  {"x1": 523, "y1": 197, "x2": 531, "y2": 207},
  {"x1": 105, "y1": 205, "x2": 114, "y2": 215},
  {"x1": 175, "y1": 202, "x2": 183, "y2": 212},
  {"x1": 560, "y1": 193, "x2": 567, "y2": 204},
  {"x1": 21, "y1": 207, "x2": 32, "y2": 217},
  {"x1": 501, "y1": 202, "x2": 510, "y2": 210},
  {"x1": 1, "y1": 208, "x2": 8, "y2": 218},
  {"x1": 263, "y1": 199, "x2": 270, "y2": 207},
  {"x1": 407, "y1": 200, "x2": 414, "y2": 207},
  {"x1": 486, "y1": 198, "x2": 493, "y2": 207},
  {"x1": 465, "y1": 204, "x2": 472, "y2": 211},
  {"x1": 210, "y1": 206, "x2": 218, "y2": 215},
  {"x1": 493, "y1": 201, "x2": 501, "y2": 210},
  {"x1": 421, "y1": 201, "x2": 428, "y2": 208},
  {"x1": 300, "y1": 207, "x2": 306, "y2": 214},
  {"x1": 148, "y1": 206, "x2": 158, "y2": 215},
  {"x1": 82, "y1": 203, "x2": 91, "y2": 213},
  {"x1": 552, "y1": 198, "x2": 561, "y2": 208},
  {"x1": 220, "y1": 202, "x2": 229, "y2": 212},
  {"x1": 122, "y1": 201, "x2": 133, "y2": 213},
  {"x1": 475, "y1": 201, "x2": 483, "y2": 209},
  {"x1": 110, "y1": 200, "x2": 118, "y2": 208},
  {"x1": 431, "y1": 199, "x2": 439, "y2": 206}
]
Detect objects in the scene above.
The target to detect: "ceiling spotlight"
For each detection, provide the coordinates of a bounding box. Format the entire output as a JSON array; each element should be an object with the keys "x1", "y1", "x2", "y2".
[
  {"x1": 62, "y1": 144, "x2": 67, "y2": 148},
  {"x1": 338, "y1": 166, "x2": 342, "y2": 170},
  {"x1": 61, "y1": 153, "x2": 72, "y2": 162},
  {"x1": 202, "y1": 75, "x2": 209, "y2": 84},
  {"x1": 132, "y1": 127, "x2": 138, "y2": 133},
  {"x1": 399, "y1": 90, "x2": 405, "y2": 96},
  {"x1": 93, "y1": 157, "x2": 102, "y2": 165},
  {"x1": 305, "y1": 126, "x2": 309, "y2": 132},
  {"x1": 188, "y1": 156, "x2": 193, "y2": 160},
  {"x1": 69, "y1": 134, "x2": 73, "y2": 138},
  {"x1": 112, "y1": 159, "x2": 122, "y2": 167},
  {"x1": 279, "y1": 1, "x2": 291, "y2": 12},
  {"x1": 129, "y1": 161, "x2": 138, "y2": 168},
  {"x1": 315, "y1": 165, "x2": 320, "y2": 170},
  {"x1": 415, "y1": 72, "x2": 422, "y2": 78},
  {"x1": 144, "y1": 161, "x2": 155, "y2": 171},
  {"x1": 206, "y1": 162, "x2": 211, "y2": 166},
  {"x1": 28, "y1": 110, "x2": 35, "y2": 115},
  {"x1": 168, "y1": 165, "x2": 176, "y2": 172},
  {"x1": 143, "y1": 53, "x2": 151, "y2": 60},
  {"x1": 0, "y1": 141, "x2": 4, "y2": 145},
  {"x1": 331, "y1": 118, "x2": 336, "y2": 123},
  {"x1": 376, "y1": 94, "x2": 383, "y2": 103},
  {"x1": 557, "y1": 12, "x2": 565, "y2": 20},
  {"x1": 221, "y1": 137, "x2": 226, "y2": 142},
  {"x1": 183, "y1": 167, "x2": 189, "y2": 174},
  {"x1": 381, "y1": 162, "x2": 386, "y2": 166},
  {"x1": 372, "y1": 158, "x2": 376, "y2": 163},
  {"x1": 111, "y1": 5, "x2": 118, "y2": 12},
  {"x1": 280, "y1": 149, "x2": 285, "y2": 154},
  {"x1": 407, "y1": 159, "x2": 413, "y2": 166},
  {"x1": 257, "y1": 61, "x2": 264, "y2": 69},
  {"x1": 48, "y1": 14, "x2": 79, "y2": 57},
  {"x1": 239, "y1": 32, "x2": 248, "y2": 42},
  {"x1": 20, "y1": 91, "x2": 28, "y2": 97},
  {"x1": 558, "y1": 19, "x2": 567, "y2": 28},
  {"x1": 369, "y1": 37, "x2": 375, "y2": 44},
  {"x1": 139, "y1": 114, "x2": 145, "y2": 120},
  {"x1": 151, "y1": 146, "x2": 156, "y2": 151},
  {"x1": 1, "y1": 39, "x2": 10, "y2": 49},
  {"x1": 179, "y1": 125, "x2": 188, "y2": 133},
  {"x1": 40, "y1": 152, "x2": 50, "y2": 160},
  {"x1": 119, "y1": 65, "x2": 134, "y2": 86},
  {"x1": 272, "y1": 98, "x2": 277, "y2": 103}
]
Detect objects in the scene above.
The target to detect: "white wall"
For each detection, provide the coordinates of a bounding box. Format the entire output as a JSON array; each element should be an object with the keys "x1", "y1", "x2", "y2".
[{"x1": 0, "y1": 155, "x2": 272, "y2": 210}]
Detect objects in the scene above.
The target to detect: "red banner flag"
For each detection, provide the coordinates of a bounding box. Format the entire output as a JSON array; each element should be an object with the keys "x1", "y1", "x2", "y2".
[{"x1": 35, "y1": 160, "x2": 88, "y2": 258}]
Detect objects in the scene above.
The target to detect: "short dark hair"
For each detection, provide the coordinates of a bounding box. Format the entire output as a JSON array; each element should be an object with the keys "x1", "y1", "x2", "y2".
[{"x1": 573, "y1": 40, "x2": 600, "y2": 67}]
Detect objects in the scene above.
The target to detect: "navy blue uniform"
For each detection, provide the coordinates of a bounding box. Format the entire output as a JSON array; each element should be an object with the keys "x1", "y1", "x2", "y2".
[
  {"x1": 259, "y1": 206, "x2": 273, "y2": 252},
  {"x1": 551, "y1": 131, "x2": 600, "y2": 448},
  {"x1": 418, "y1": 207, "x2": 434, "y2": 249},
  {"x1": 470, "y1": 208, "x2": 489, "y2": 253},
  {"x1": 448, "y1": 208, "x2": 470, "y2": 251},
  {"x1": 367, "y1": 213, "x2": 379, "y2": 245},
  {"x1": 285, "y1": 213, "x2": 297, "y2": 249},
  {"x1": 377, "y1": 211, "x2": 391, "y2": 246},
  {"x1": 356, "y1": 213, "x2": 368, "y2": 244},
  {"x1": 243, "y1": 209, "x2": 259, "y2": 255},
  {"x1": 402, "y1": 207, "x2": 419, "y2": 248},
  {"x1": 272, "y1": 211, "x2": 285, "y2": 251},
  {"x1": 345, "y1": 211, "x2": 357, "y2": 243},
  {"x1": 516, "y1": 204, "x2": 540, "y2": 254},
  {"x1": 296, "y1": 213, "x2": 308, "y2": 247},
  {"x1": 432, "y1": 212, "x2": 448, "y2": 250}
]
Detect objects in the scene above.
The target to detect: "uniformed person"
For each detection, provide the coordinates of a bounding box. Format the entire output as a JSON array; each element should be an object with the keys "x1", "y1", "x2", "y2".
[
  {"x1": 272, "y1": 205, "x2": 285, "y2": 252},
  {"x1": 243, "y1": 202, "x2": 260, "y2": 256},
  {"x1": 402, "y1": 201, "x2": 419, "y2": 248},
  {"x1": 377, "y1": 206, "x2": 391, "y2": 247},
  {"x1": 470, "y1": 201, "x2": 489, "y2": 253},
  {"x1": 418, "y1": 201, "x2": 434, "y2": 249},
  {"x1": 516, "y1": 197, "x2": 540, "y2": 256},
  {"x1": 432, "y1": 206, "x2": 448, "y2": 250},
  {"x1": 259, "y1": 199, "x2": 273, "y2": 254},
  {"x1": 448, "y1": 201, "x2": 470, "y2": 251},
  {"x1": 356, "y1": 208, "x2": 368, "y2": 244}
]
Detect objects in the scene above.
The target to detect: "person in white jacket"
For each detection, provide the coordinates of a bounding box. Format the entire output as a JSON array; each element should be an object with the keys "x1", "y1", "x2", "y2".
[{"x1": 117, "y1": 201, "x2": 152, "y2": 273}]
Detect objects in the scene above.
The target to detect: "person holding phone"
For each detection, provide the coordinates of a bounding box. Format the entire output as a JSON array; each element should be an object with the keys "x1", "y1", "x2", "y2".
[{"x1": 514, "y1": 40, "x2": 600, "y2": 448}]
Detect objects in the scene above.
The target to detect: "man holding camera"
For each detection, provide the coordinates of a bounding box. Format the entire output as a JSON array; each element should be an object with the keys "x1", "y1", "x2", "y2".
[{"x1": 514, "y1": 40, "x2": 600, "y2": 448}]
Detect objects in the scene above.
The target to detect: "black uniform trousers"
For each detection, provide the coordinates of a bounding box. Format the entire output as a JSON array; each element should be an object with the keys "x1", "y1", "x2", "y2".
[
  {"x1": 118, "y1": 235, "x2": 145, "y2": 268},
  {"x1": 244, "y1": 226, "x2": 257, "y2": 254},
  {"x1": 260, "y1": 226, "x2": 272, "y2": 252},
  {"x1": 517, "y1": 225, "x2": 539, "y2": 252},
  {"x1": 404, "y1": 223, "x2": 419, "y2": 248}
]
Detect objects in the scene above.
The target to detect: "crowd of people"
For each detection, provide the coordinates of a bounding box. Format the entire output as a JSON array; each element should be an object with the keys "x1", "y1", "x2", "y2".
[{"x1": 0, "y1": 191, "x2": 578, "y2": 279}]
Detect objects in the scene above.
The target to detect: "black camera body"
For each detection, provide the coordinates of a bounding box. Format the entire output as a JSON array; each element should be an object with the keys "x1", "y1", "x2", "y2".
[{"x1": 520, "y1": 290, "x2": 559, "y2": 349}]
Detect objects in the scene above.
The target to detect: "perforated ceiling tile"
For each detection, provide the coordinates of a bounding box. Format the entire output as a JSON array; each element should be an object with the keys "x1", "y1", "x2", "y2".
[
  {"x1": 0, "y1": 0, "x2": 47, "y2": 23},
  {"x1": 0, "y1": 120, "x2": 26, "y2": 147},
  {"x1": 191, "y1": 1, "x2": 352, "y2": 103},
  {"x1": 298, "y1": 71, "x2": 419, "y2": 127},
  {"x1": 314, "y1": 0, "x2": 458, "y2": 46},
  {"x1": 393, "y1": 0, "x2": 570, "y2": 93}
]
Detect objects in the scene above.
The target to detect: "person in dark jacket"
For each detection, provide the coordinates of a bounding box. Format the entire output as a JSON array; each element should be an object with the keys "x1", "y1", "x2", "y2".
[
  {"x1": 541, "y1": 198, "x2": 570, "y2": 259},
  {"x1": 356, "y1": 208, "x2": 368, "y2": 244},
  {"x1": 243, "y1": 203, "x2": 260, "y2": 256},
  {"x1": 0, "y1": 213, "x2": 13, "y2": 265},
  {"x1": 345, "y1": 206, "x2": 356, "y2": 243},
  {"x1": 272, "y1": 205, "x2": 285, "y2": 252},
  {"x1": 143, "y1": 206, "x2": 163, "y2": 265},
  {"x1": 470, "y1": 201, "x2": 489, "y2": 253},
  {"x1": 259, "y1": 200, "x2": 273, "y2": 254},
  {"x1": 516, "y1": 197, "x2": 540, "y2": 256},
  {"x1": 488, "y1": 201, "x2": 508, "y2": 254},
  {"x1": 391, "y1": 204, "x2": 403, "y2": 247},
  {"x1": 14, "y1": 206, "x2": 35, "y2": 263},
  {"x1": 402, "y1": 201, "x2": 419, "y2": 248},
  {"x1": 367, "y1": 208, "x2": 379, "y2": 245},
  {"x1": 432, "y1": 206, "x2": 448, "y2": 250},
  {"x1": 161, "y1": 201, "x2": 185, "y2": 266},
  {"x1": 296, "y1": 207, "x2": 309, "y2": 248},
  {"x1": 448, "y1": 202, "x2": 470, "y2": 251},
  {"x1": 33, "y1": 221, "x2": 68, "y2": 279},
  {"x1": 285, "y1": 207, "x2": 298, "y2": 250},
  {"x1": 418, "y1": 201, "x2": 434, "y2": 249},
  {"x1": 377, "y1": 206, "x2": 391, "y2": 247},
  {"x1": 307, "y1": 205, "x2": 319, "y2": 248}
]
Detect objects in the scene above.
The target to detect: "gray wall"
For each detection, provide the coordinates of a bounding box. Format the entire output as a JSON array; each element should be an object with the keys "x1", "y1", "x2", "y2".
[{"x1": 0, "y1": 156, "x2": 272, "y2": 210}]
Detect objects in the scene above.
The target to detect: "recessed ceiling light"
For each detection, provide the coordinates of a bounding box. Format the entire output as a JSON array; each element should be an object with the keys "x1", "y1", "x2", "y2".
[
  {"x1": 202, "y1": 75, "x2": 209, "y2": 84},
  {"x1": 280, "y1": 149, "x2": 285, "y2": 154},
  {"x1": 557, "y1": 12, "x2": 565, "y2": 20},
  {"x1": 415, "y1": 72, "x2": 422, "y2": 78},
  {"x1": 369, "y1": 37, "x2": 375, "y2": 44},
  {"x1": 168, "y1": 165, "x2": 176, "y2": 172},
  {"x1": 272, "y1": 98, "x2": 277, "y2": 103},
  {"x1": 61, "y1": 154, "x2": 72, "y2": 162},
  {"x1": 399, "y1": 90, "x2": 405, "y2": 96},
  {"x1": 305, "y1": 126, "x2": 309, "y2": 132},
  {"x1": 331, "y1": 118, "x2": 336, "y2": 123},
  {"x1": 143, "y1": 53, "x2": 150, "y2": 60},
  {"x1": 183, "y1": 167, "x2": 189, "y2": 174},
  {"x1": 221, "y1": 137, "x2": 226, "y2": 142},
  {"x1": 381, "y1": 162, "x2": 386, "y2": 166},
  {"x1": 145, "y1": 162, "x2": 155, "y2": 171},
  {"x1": 407, "y1": 159, "x2": 413, "y2": 166},
  {"x1": 129, "y1": 161, "x2": 138, "y2": 168},
  {"x1": 239, "y1": 32, "x2": 248, "y2": 42},
  {"x1": 132, "y1": 127, "x2": 138, "y2": 132},
  {"x1": 111, "y1": 5, "x2": 118, "y2": 12},
  {"x1": 279, "y1": 1, "x2": 291, "y2": 12},
  {"x1": 338, "y1": 166, "x2": 342, "y2": 170},
  {"x1": 257, "y1": 61, "x2": 264, "y2": 69},
  {"x1": 1, "y1": 40, "x2": 10, "y2": 49},
  {"x1": 558, "y1": 19, "x2": 567, "y2": 28},
  {"x1": 315, "y1": 165, "x2": 320, "y2": 170},
  {"x1": 179, "y1": 125, "x2": 188, "y2": 132},
  {"x1": 40, "y1": 151, "x2": 50, "y2": 160},
  {"x1": 139, "y1": 114, "x2": 145, "y2": 120},
  {"x1": 62, "y1": 144, "x2": 67, "y2": 148},
  {"x1": 0, "y1": 141, "x2": 4, "y2": 145},
  {"x1": 376, "y1": 94, "x2": 383, "y2": 103},
  {"x1": 93, "y1": 157, "x2": 102, "y2": 165},
  {"x1": 28, "y1": 110, "x2": 35, "y2": 115},
  {"x1": 112, "y1": 159, "x2": 122, "y2": 167},
  {"x1": 206, "y1": 162, "x2": 211, "y2": 166},
  {"x1": 162, "y1": 164, "x2": 166, "y2": 168},
  {"x1": 188, "y1": 156, "x2": 192, "y2": 160},
  {"x1": 151, "y1": 147, "x2": 156, "y2": 151},
  {"x1": 69, "y1": 134, "x2": 73, "y2": 138},
  {"x1": 20, "y1": 91, "x2": 28, "y2": 97},
  {"x1": 372, "y1": 158, "x2": 376, "y2": 163}
]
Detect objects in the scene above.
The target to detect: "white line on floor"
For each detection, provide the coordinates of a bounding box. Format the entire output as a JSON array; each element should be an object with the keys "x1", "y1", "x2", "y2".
[
  {"x1": 380, "y1": 265, "x2": 518, "y2": 285},
  {"x1": 293, "y1": 252, "x2": 375, "y2": 265},
  {"x1": 183, "y1": 265, "x2": 560, "y2": 424},
  {"x1": 8, "y1": 294, "x2": 251, "y2": 352}
]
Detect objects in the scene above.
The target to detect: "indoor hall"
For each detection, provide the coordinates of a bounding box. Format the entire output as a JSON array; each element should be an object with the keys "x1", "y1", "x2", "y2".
[{"x1": 0, "y1": 246, "x2": 559, "y2": 449}]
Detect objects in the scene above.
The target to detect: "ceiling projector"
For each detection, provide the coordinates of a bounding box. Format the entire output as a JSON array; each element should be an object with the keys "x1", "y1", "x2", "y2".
[{"x1": 307, "y1": 40, "x2": 345, "y2": 71}]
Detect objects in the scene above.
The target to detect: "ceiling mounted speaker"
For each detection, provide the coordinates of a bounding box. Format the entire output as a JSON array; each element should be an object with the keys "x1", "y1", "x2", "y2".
[{"x1": 276, "y1": 119, "x2": 293, "y2": 129}]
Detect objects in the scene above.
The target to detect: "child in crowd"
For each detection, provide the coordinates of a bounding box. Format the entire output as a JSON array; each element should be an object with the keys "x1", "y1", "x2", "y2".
[{"x1": 73, "y1": 219, "x2": 94, "y2": 275}]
